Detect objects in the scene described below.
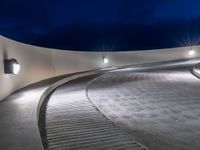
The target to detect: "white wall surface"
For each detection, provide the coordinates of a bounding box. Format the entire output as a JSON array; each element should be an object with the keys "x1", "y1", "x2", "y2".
[{"x1": 0, "y1": 35, "x2": 200, "y2": 101}]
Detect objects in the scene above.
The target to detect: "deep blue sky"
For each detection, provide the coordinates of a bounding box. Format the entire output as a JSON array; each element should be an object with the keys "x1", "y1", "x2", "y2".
[{"x1": 1, "y1": 0, "x2": 200, "y2": 51}]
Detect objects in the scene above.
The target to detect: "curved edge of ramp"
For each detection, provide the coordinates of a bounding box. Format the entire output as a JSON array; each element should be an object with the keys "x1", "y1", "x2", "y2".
[
  {"x1": 37, "y1": 70, "x2": 102, "y2": 149},
  {"x1": 37, "y1": 68, "x2": 148, "y2": 150},
  {"x1": 191, "y1": 63, "x2": 200, "y2": 79}
]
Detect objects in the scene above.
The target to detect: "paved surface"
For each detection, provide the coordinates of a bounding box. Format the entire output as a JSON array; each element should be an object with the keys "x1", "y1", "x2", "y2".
[
  {"x1": 0, "y1": 75, "x2": 68, "y2": 150},
  {"x1": 88, "y1": 68, "x2": 200, "y2": 150},
  {"x1": 42, "y1": 75, "x2": 147, "y2": 150},
  {"x1": 1, "y1": 61, "x2": 199, "y2": 150}
]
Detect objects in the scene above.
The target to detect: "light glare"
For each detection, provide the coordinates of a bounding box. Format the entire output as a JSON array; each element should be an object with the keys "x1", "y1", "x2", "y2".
[
  {"x1": 13, "y1": 63, "x2": 20, "y2": 74},
  {"x1": 188, "y1": 50, "x2": 195, "y2": 56},
  {"x1": 103, "y1": 57, "x2": 109, "y2": 64}
]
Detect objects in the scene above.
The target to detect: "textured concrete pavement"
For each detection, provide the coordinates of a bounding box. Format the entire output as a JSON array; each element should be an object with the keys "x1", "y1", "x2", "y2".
[
  {"x1": 1, "y1": 61, "x2": 200, "y2": 150},
  {"x1": 41, "y1": 75, "x2": 147, "y2": 150},
  {"x1": 88, "y1": 68, "x2": 200, "y2": 150}
]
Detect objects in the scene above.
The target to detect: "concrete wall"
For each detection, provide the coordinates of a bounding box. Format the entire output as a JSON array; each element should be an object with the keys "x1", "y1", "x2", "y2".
[{"x1": 1, "y1": 35, "x2": 200, "y2": 101}]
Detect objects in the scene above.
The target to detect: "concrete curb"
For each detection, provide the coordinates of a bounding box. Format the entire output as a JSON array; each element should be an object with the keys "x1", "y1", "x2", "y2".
[{"x1": 191, "y1": 63, "x2": 200, "y2": 79}]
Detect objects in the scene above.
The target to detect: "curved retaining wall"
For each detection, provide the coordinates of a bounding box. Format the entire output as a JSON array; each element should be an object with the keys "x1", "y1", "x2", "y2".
[{"x1": 1, "y1": 35, "x2": 200, "y2": 101}]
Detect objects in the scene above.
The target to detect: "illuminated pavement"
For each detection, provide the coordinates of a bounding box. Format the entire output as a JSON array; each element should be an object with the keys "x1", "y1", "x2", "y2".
[
  {"x1": 88, "y1": 68, "x2": 200, "y2": 150},
  {"x1": 0, "y1": 75, "x2": 69, "y2": 150},
  {"x1": 1, "y1": 60, "x2": 200, "y2": 150},
  {"x1": 41, "y1": 75, "x2": 147, "y2": 150}
]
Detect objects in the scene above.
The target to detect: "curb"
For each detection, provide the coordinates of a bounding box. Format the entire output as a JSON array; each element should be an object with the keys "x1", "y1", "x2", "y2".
[{"x1": 190, "y1": 63, "x2": 200, "y2": 79}]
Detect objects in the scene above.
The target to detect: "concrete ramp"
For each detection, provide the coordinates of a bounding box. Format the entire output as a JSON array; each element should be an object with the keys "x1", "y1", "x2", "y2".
[{"x1": 40, "y1": 76, "x2": 147, "y2": 150}]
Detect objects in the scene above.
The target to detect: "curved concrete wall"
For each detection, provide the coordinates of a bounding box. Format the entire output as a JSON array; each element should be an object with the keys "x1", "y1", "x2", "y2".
[{"x1": 1, "y1": 35, "x2": 200, "y2": 101}]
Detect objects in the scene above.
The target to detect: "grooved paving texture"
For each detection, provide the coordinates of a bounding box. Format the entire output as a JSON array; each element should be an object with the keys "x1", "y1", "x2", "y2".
[
  {"x1": 88, "y1": 69, "x2": 200, "y2": 150},
  {"x1": 44, "y1": 77, "x2": 146, "y2": 150}
]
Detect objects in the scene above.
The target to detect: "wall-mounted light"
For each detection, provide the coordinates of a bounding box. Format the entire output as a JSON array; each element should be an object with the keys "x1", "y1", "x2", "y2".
[
  {"x1": 4, "y1": 58, "x2": 20, "y2": 74},
  {"x1": 188, "y1": 50, "x2": 195, "y2": 56},
  {"x1": 103, "y1": 56, "x2": 109, "y2": 64}
]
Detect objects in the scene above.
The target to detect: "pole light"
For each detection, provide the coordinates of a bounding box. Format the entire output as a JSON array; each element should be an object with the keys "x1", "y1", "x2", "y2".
[{"x1": 4, "y1": 58, "x2": 20, "y2": 74}]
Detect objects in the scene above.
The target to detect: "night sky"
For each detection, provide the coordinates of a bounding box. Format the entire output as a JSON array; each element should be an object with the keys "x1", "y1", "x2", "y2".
[{"x1": 1, "y1": 0, "x2": 200, "y2": 51}]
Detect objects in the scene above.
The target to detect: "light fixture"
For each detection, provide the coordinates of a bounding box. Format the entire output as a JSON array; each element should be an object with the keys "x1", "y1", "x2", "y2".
[
  {"x1": 103, "y1": 56, "x2": 109, "y2": 64},
  {"x1": 188, "y1": 50, "x2": 195, "y2": 56},
  {"x1": 4, "y1": 58, "x2": 20, "y2": 74}
]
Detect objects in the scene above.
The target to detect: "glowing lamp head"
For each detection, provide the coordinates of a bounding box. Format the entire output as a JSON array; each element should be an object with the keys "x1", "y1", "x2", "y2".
[
  {"x1": 188, "y1": 50, "x2": 195, "y2": 56},
  {"x1": 103, "y1": 57, "x2": 109, "y2": 64},
  {"x1": 4, "y1": 58, "x2": 20, "y2": 74},
  {"x1": 13, "y1": 63, "x2": 20, "y2": 74}
]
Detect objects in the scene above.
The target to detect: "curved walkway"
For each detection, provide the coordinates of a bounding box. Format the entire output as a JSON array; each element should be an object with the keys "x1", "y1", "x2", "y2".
[
  {"x1": 41, "y1": 75, "x2": 147, "y2": 150},
  {"x1": 87, "y1": 68, "x2": 200, "y2": 150},
  {"x1": 1, "y1": 59, "x2": 199, "y2": 150}
]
